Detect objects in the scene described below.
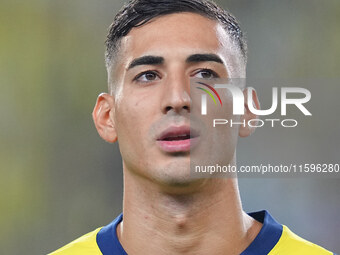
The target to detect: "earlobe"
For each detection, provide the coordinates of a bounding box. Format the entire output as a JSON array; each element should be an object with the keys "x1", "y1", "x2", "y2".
[
  {"x1": 239, "y1": 87, "x2": 261, "y2": 138},
  {"x1": 92, "y1": 93, "x2": 118, "y2": 143}
]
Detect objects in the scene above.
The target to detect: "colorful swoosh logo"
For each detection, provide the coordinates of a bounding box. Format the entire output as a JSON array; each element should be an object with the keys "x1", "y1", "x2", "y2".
[{"x1": 196, "y1": 81, "x2": 223, "y2": 106}]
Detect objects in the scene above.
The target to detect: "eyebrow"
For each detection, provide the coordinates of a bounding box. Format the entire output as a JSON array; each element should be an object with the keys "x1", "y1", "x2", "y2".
[
  {"x1": 186, "y1": 54, "x2": 224, "y2": 64},
  {"x1": 127, "y1": 53, "x2": 224, "y2": 70},
  {"x1": 128, "y1": 56, "x2": 164, "y2": 70}
]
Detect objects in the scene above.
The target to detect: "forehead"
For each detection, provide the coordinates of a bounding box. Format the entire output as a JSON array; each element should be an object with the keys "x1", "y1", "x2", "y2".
[{"x1": 118, "y1": 12, "x2": 225, "y2": 62}]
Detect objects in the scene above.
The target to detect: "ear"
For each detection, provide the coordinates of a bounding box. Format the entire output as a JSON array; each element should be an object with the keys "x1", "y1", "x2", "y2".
[
  {"x1": 92, "y1": 93, "x2": 117, "y2": 143},
  {"x1": 239, "y1": 87, "x2": 261, "y2": 138}
]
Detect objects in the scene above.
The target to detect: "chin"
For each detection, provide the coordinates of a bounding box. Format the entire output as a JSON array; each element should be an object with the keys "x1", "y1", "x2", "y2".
[{"x1": 151, "y1": 161, "x2": 206, "y2": 193}]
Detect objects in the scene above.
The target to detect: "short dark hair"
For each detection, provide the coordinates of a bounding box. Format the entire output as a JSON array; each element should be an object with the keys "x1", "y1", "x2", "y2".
[{"x1": 105, "y1": 0, "x2": 247, "y2": 68}]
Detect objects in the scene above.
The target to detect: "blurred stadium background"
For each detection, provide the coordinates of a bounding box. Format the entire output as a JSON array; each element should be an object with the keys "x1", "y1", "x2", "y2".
[{"x1": 0, "y1": 0, "x2": 339, "y2": 254}]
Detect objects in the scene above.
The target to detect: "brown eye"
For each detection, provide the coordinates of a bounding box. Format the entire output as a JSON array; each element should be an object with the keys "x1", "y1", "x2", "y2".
[
  {"x1": 135, "y1": 71, "x2": 160, "y2": 82},
  {"x1": 201, "y1": 71, "x2": 213, "y2": 79},
  {"x1": 194, "y1": 69, "x2": 219, "y2": 79},
  {"x1": 145, "y1": 73, "x2": 157, "y2": 80}
]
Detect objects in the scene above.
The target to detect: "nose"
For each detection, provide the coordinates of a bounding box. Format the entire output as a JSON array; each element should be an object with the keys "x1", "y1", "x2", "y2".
[{"x1": 161, "y1": 74, "x2": 191, "y2": 114}]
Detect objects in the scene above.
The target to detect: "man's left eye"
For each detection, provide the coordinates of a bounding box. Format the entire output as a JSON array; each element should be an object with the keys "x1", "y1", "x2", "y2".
[{"x1": 193, "y1": 69, "x2": 219, "y2": 79}]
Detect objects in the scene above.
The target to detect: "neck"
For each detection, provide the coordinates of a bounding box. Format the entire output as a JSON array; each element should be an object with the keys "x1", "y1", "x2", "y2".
[{"x1": 118, "y1": 167, "x2": 262, "y2": 255}]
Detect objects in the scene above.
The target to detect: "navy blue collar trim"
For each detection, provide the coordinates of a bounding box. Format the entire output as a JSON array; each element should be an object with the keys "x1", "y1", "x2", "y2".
[
  {"x1": 96, "y1": 213, "x2": 127, "y2": 255},
  {"x1": 97, "y1": 210, "x2": 283, "y2": 255},
  {"x1": 241, "y1": 210, "x2": 283, "y2": 255}
]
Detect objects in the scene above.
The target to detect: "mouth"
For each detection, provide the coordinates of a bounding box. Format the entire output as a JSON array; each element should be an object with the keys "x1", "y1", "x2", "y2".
[{"x1": 156, "y1": 126, "x2": 200, "y2": 153}]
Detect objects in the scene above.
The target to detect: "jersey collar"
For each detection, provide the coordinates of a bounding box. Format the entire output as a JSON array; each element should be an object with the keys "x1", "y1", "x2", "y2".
[
  {"x1": 241, "y1": 210, "x2": 283, "y2": 255},
  {"x1": 97, "y1": 210, "x2": 283, "y2": 255}
]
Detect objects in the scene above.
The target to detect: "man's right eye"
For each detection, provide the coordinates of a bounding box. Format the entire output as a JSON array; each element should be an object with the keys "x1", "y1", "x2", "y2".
[{"x1": 134, "y1": 71, "x2": 160, "y2": 83}]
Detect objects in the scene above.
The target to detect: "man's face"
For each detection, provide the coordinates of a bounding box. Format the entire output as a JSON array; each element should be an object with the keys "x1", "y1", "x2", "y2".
[{"x1": 106, "y1": 13, "x2": 243, "y2": 185}]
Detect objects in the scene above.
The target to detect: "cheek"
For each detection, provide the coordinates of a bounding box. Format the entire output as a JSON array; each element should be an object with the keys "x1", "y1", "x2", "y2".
[
  {"x1": 114, "y1": 92, "x2": 162, "y2": 172},
  {"x1": 115, "y1": 100, "x2": 143, "y2": 141},
  {"x1": 195, "y1": 91, "x2": 240, "y2": 162},
  {"x1": 114, "y1": 100, "x2": 146, "y2": 168},
  {"x1": 114, "y1": 93, "x2": 156, "y2": 149}
]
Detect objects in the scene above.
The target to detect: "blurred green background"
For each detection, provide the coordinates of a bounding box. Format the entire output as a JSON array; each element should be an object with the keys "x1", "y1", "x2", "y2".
[{"x1": 0, "y1": 0, "x2": 339, "y2": 254}]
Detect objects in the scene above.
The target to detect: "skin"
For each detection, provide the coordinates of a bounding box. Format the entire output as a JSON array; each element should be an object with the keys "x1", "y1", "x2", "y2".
[{"x1": 93, "y1": 13, "x2": 262, "y2": 255}]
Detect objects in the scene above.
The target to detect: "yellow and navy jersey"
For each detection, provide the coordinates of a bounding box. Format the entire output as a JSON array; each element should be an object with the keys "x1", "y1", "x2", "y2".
[{"x1": 49, "y1": 210, "x2": 336, "y2": 255}]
